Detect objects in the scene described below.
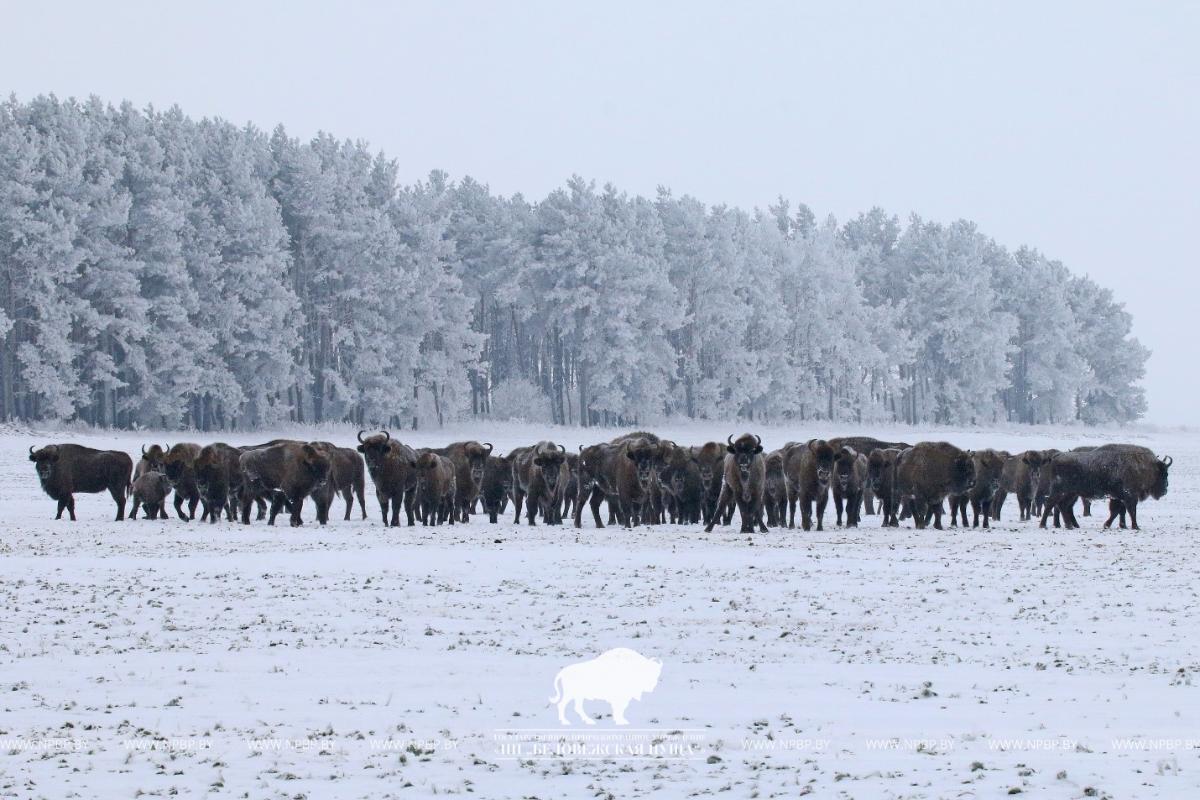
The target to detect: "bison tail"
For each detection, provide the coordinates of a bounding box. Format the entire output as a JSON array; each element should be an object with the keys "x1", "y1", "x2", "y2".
[{"x1": 548, "y1": 671, "x2": 564, "y2": 704}]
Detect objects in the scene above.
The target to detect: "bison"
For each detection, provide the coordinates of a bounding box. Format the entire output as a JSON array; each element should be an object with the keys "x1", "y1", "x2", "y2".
[
  {"x1": 689, "y1": 442, "x2": 726, "y2": 526},
  {"x1": 130, "y1": 471, "x2": 172, "y2": 521},
  {"x1": 238, "y1": 441, "x2": 331, "y2": 526},
  {"x1": 827, "y1": 437, "x2": 910, "y2": 514},
  {"x1": 356, "y1": 431, "x2": 419, "y2": 527},
  {"x1": 831, "y1": 446, "x2": 869, "y2": 528},
  {"x1": 991, "y1": 450, "x2": 1047, "y2": 522},
  {"x1": 1039, "y1": 444, "x2": 1170, "y2": 530},
  {"x1": 308, "y1": 442, "x2": 368, "y2": 525},
  {"x1": 763, "y1": 450, "x2": 788, "y2": 527},
  {"x1": 866, "y1": 447, "x2": 904, "y2": 527},
  {"x1": 194, "y1": 443, "x2": 244, "y2": 523},
  {"x1": 893, "y1": 441, "x2": 975, "y2": 529},
  {"x1": 428, "y1": 441, "x2": 492, "y2": 522},
  {"x1": 574, "y1": 442, "x2": 623, "y2": 528},
  {"x1": 414, "y1": 451, "x2": 457, "y2": 526},
  {"x1": 161, "y1": 443, "x2": 205, "y2": 521},
  {"x1": 480, "y1": 453, "x2": 515, "y2": 523},
  {"x1": 705, "y1": 434, "x2": 767, "y2": 534},
  {"x1": 948, "y1": 449, "x2": 1006, "y2": 528},
  {"x1": 512, "y1": 441, "x2": 569, "y2": 526},
  {"x1": 782, "y1": 439, "x2": 834, "y2": 531},
  {"x1": 29, "y1": 444, "x2": 133, "y2": 521}
]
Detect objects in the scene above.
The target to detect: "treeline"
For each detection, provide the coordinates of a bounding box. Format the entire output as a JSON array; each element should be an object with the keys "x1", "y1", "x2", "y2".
[{"x1": 0, "y1": 96, "x2": 1148, "y2": 430}]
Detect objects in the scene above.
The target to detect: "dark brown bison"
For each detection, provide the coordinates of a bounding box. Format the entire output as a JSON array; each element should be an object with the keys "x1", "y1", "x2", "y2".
[
  {"x1": 561, "y1": 452, "x2": 580, "y2": 521},
  {"x1": 480, "y1": 453, "x2": 514, "y2": 523},
  {"x1": 1032, "y1": 448, "x2": 1061, "y2": 518},
  {"x1": 356, "y1": 431, "x2": 419, "y2": 526},
  {"x1": 827, "y1": 437, "x2": 910, "y2": 514},
  {"x1": 689, "y1": 442, "x2": 726, "y2": 525},
  {"x1": 831, "y1": 446, "x2": 869, "y2": 528},
  {"x1": 309, "y1": 442, "x2": 367, "y2": 525},
  {"x1": 238, "y1": 441, "x2": 331, "y2": 526},
  {"x1": 132, "y1": 444, "x2": 171, "y2": 518},
  {"x1": 161, "y1": 443, "x2": 205, "y2": 521},
  {"x1": 705, "y1": 434, "x2": 767, "y2": 534},
  {"x1": 194, "y1": 443, "x2": 244, "y2": 523},
  {"x1": 893, "y1": 442, "x2": 975, "y2": 529},
  {"x1": 29, "y1": 444, "x2": 133, "y2": 521},
  {"x1": 782, "y1": 439, "x2": 834, "y2": 531},
  {"x1": 763, "y1": 450, "x2": 788, "y2": 527},
  {"x1": 948, "y1": 449, "x2": 1006, "y2": 528},
  {"x1": 992, "y1": 450, "x2": 1047, "y2": 522},
  {"x1": 428, "y1": 441, "x2": 492, "y2": 522},
  {"x1": 130, "y1": 471, "x2": 172, "y2": 521},
  {"x1": 512, "y1": 441, "x2": 568, "y2": 525},
  {"x1": 866, "y1": 447, "x2": 904, "y2": 526},
  {"x1": 414, "y1": 451, "x2": 457, "y2": 526},
  {"x1": 1039, "y1": 444, "x2": 1171, "y2": 530},
  {"x1": 656, "y1": 443, "x2": 704, "y2": 524},
  {"x1": 609, "y1": 436, "x2": 664, "y2": 528},
  {"x1": 574, "y1": 442, "x2": 623, "y2": 528}
]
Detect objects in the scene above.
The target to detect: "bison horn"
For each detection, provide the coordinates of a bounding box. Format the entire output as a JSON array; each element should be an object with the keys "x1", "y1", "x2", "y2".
[
  {"x1": 29, "y1": 445, "x2": 35, "y2": 456},
  {"x1": 753, "y1": 434, "x2": 762, "y2": 447},
  {"x1": 357, "y1": 430, "x2": 367, "y2": 443},
  {"x1": 483, "y1": 442, "x2": 493, "y2": 455},
  {"x1": 578, "y1": 444, "x2": 585, "y2": 452},
  {"x1": 1162, "y1": 455, "x2": 1173, "y2": 467},
  {"x1": 558, "y1": 444, "x2": 566, "y2": 453},
  {"x1": 727, "y1": 434, "x2": 735, "y2": 447},
  {"x1": 382, "y1": 430, "x2": 391, "y2": 442}
]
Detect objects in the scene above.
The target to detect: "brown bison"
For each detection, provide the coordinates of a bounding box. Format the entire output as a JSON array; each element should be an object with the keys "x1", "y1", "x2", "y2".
[
  {"x1": 130, "y1": 471, "x2": 172, "y2": 521},
  {"x1": 763, "y1": 450, "x2": 788, "y2": 527},
  {"x1": 480, "y1": 453, "x2": 515, "y2": 523},
  {"x1": 194, "y1": 443, "x2": 244, "y2": 523},
  {"x1": 238, "y1": 441, "x2": 331, "y2": 526},
  {"x1": 356, "y1": 431, "x2": 419, "y2": 527},
  {"x1": 610, "y1": 436, "x2": 664, "y2": 528},
  {"x1": 428, "y1": 441, "x2": 493, "y2": 522},
  {"x1": 309, "y1": 442, "x2": 368, "y2": 525},
  {"x1": 414, "y1": 451, "x2": 457, "y2": 526},
  {"x1": 29, "y1": 443, "x2": 133, "y2": 521},
  {"x1": 866, "y1": 447, "x2": 904, "y2": 526},
  {"x1": 161, "y1": 443, "x2": 205, "y2": 521},
  {"x1": 689, "y1": 442, "x2": 726, "y2": 525},
  {"x1": 512, "y1": 441, "x2": 569, "y2": 525},
  {"x1": 948, "y1": 449, "x2": 1006, "y2": 528},
  {"x1": 827, "y1": 437, "x2": 910, "y2": 514},
  {"x1": 561, "y1": 451, "x2": 580, "y2": 521},
  {"x1": 574, "y1": 442, "x2": 623, "y2": 528},
  {"x1": 992, "y1": 450, "x2": 1047, "y2": 522},
  {"x1": 893, "y1": 442, "x2": 975, "y2": 529},
  {"x1": 1039, "y1": 444, "x2": 1170, "y2": 530},
  {"x1": 656, "y1": 443, "x2": 704, "y2": 525},
  {"x1": 132, "y1": 444, "x2": 171, "y2": 518},
  {"x1": 705, "y1": 434, "x2": 767, "y2": 534},
  {"x1": 782, "y1": 439, "x2": 835, "y2": 531},
  {"x1": 831, "y1": 446, "x2": 869, "y2": 528}
]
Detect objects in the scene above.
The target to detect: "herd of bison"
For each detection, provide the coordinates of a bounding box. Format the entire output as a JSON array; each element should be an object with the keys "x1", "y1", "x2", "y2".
[{"x1": 25, "y1": 431, "x2": 1173, "y2": 533}]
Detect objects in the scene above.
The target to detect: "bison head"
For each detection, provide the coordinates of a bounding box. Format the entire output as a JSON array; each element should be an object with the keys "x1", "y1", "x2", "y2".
[
  {"x1": 625, "y1": 442, "x2": 660, "y2": 491},
  {"x1": 533, "y1": 444, "x2": 567, "y2": 492},
  {"x1": 866, "y1": 450, "x2": 893, "y2": 492},
  {"x1": 809, "y1": 440, "x2": 835, "y2": 489},
  {"x1": 834, "y1": 447, "x2": 858, "y2": 491},
  {"x1": 952, "y1": 452, "x2": 976, "y2": 493},
  {"x1": 1152, "y1": 455, "x2": 1172, "y2": 499},
  {"x1": 357, "y1": 430, "x2": 393, "y2": 462},
  {"x1": 301, "y1": 444, "x2": 331, "y2": 488},
  {"x1": 29, "y1": 445, "x2": 59, "y2": 481}
]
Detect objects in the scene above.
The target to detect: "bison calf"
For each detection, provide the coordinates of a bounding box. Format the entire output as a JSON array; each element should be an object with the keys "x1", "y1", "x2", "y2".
[{"x1": 130, "y1": 471, "x2": 172, "y2": 520}]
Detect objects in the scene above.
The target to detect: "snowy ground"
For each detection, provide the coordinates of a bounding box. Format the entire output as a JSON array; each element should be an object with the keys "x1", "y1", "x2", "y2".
[{"x1": 0, "y1": 421, "x2": 1197, "y2": 799}]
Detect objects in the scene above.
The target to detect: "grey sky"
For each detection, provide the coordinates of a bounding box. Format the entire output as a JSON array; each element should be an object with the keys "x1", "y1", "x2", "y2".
[{"x1": 5, "y1": 1, "x2": 1196, "y2": 423}]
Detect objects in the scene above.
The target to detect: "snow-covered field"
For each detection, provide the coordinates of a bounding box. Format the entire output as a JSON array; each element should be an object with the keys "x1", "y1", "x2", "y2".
[{"x1": 1, "y1": 421, "x2": 1197, "y2": 799}]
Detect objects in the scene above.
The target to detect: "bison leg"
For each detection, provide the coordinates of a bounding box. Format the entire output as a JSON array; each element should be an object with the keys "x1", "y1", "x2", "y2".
[
  {"x1": 815, "y1": 492, "x2": 828, "y2": 531},
  {"x1": 589, "y1": 488, "x2": 605, "y2": 528},
  {"x1": 342, "y1": 487, "x2": 353, "y2": 521},
  {"x1": 377, "y1": 493, "x2": 390, "y2": 525},
  {"x1": 832, "y1": 489, "x2": 845, "y2": 526},
  {"x1": 512, "y1": 491, "x2": 525, "y2": 524},
  {"x1": 1126, "y1": 497, "x2": 1139, "y2": 530},
  {"x1": 130, "y1": 499, "x2": 140, "y2": 520},
  {"x1": 1082, "y1": 498, "x2": 1092, "y2": 517},
  {"x1": 289, "y1": 495, "x2": 305, "y2": 527}
]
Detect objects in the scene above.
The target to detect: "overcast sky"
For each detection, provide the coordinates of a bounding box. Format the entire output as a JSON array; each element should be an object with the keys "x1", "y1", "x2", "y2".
[{"x1": 5, "y1": 1, "x2": 1196, "y2": 423}]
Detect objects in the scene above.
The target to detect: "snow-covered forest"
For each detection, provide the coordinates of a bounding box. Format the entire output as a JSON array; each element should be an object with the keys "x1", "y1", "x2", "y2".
[{"x1": 0, "y1": 96, "x2": 1149, "y2": 431}]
